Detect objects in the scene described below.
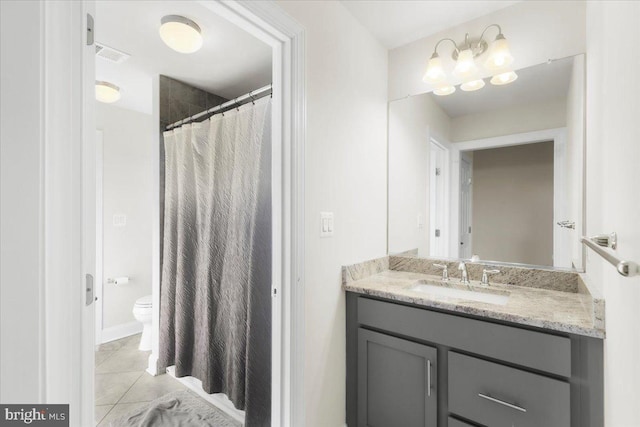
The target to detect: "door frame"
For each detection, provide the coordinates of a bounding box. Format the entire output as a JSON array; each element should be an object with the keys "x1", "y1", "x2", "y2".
[
  {"x1": 458, "y1": 152, "x2": 473, "y2": 259},
  {"x1": 41, "y1": 1, "x2": 306, "y2": 426},
  {"x1": 450, "y1": 127, "x2": 567, "y2": 266},
  {"x1": 428, "y1": 138, "x2": 450, "y2": 257}
]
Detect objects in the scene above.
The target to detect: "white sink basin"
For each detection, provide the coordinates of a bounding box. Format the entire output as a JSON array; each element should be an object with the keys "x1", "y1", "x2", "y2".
[{"x1": 409, "y1": 282, "x2": 509, "y2": 306}]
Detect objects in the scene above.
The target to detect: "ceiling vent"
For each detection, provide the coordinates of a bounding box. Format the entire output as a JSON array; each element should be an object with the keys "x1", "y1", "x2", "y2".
[{"x1": 95, "y1": 43, "x2": 130, "y2": 64}]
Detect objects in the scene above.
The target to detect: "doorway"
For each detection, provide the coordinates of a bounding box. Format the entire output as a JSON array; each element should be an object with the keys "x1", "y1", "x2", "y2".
[
  {"x1": 429, "y1": 139, "x2": 447, "y2": 257},
  {"x1": 458, "y1": 153, "x2": 473, "y2": 259},
  {"x1": 73, "y1": 1, "x2": 305, "y2": 426}
]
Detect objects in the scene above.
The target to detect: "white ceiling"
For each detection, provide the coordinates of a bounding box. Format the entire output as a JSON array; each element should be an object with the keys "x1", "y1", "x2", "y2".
[
  {"x1": 95, "y1": 1, "x2": 272, "y2": 114},
  {"x1": 341, "y1": 0, "x2": 520, "y2": 49},
  {"x1": 428, "y1": 56, "x2": 574, "y2": 118}
]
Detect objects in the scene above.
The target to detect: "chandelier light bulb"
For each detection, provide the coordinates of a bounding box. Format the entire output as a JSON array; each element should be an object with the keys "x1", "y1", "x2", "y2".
[
  {"x1": 485, "y1": 34, "x2": 514, "y2": 71},
  {"x1": 159, "y1": 15, "x2": 203, "y2": 54},
  {"x1": 423, "y1": 52, "x2": 446, "y2": 84},
  {"x1": 461, "y1": 79, "x2": 485, "y2": 92},
  {"x1": 434, "y1": 85, "x2": 456, "y2": 96},
  {"x1": 453, "y1": 49, "x2": 478, "y2": 79},
  {"x1": 490, "y1": 71, "x2": 518, "y2": 86}
]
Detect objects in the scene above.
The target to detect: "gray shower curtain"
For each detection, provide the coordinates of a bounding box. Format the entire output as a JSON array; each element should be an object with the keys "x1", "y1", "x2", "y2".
[{"x1": 159, "y1": 98, "x2": 271, "y2": 426}]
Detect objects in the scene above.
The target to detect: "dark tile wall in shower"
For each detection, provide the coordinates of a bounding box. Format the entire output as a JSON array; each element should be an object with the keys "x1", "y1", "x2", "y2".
[{"x1": 159, "y1": 75, "x2": 227, "y2": 271}]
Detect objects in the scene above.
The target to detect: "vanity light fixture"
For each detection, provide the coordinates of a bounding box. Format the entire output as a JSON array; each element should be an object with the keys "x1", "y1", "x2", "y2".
[
  {"x1": 461, "y1": 79, "x2": 485, "y2": 92},
  {"x1": 490, "y1": 70, "x2": 518, "y2": 86},
  {"x1": 423, "y1": 24, "x2": 516, "y2": 95},
  {"x1": 95, "y1": 81, "x2": 121, "y2": 103},
  {"x1": 159, "y1": 15, "x2": 203, "y2": 54},
  {"x1": 434, "y1": 85, "x2": 456, "y2": 96}
]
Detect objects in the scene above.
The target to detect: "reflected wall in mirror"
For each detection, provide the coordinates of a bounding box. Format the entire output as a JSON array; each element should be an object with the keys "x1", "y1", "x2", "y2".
[{"x1": 388, "y1": 54, "x2": 585, "y2": 270}]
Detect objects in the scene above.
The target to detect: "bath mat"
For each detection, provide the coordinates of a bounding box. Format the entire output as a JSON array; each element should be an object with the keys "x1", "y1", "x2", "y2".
[{"x1": 108, "y1": 390, "x2": 242, "y2": 427}]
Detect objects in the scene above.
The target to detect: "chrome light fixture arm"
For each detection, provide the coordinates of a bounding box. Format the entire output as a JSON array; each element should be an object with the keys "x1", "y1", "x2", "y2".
[
  {"x1": 432, "y1": 38, "x2": 460, "y2": 57},
  {"x1": 478, "y1": 24, "x2": 504, "y2": 48}
]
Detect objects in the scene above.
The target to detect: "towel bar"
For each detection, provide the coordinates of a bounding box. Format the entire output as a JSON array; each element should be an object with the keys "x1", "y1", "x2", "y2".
[{"x1": 581, "y1": 236, "x2": 639, "y2": 277}]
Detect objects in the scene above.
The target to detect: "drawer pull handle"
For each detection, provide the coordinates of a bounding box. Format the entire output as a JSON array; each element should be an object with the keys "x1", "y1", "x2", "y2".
[
  {"x1": 478, "y1": 393, "x2": 527, "y2": 413},
  {"x1": 427, "y1": 360, "x2": 432, "y2": 397}
]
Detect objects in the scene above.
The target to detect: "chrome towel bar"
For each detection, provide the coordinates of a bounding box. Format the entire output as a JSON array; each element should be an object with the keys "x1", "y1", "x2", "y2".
[{"x1": 581, "y1": 235, "x2": 640, "y2": 277}]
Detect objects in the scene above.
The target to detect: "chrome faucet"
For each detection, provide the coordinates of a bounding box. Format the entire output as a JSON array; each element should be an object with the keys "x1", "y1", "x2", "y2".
[
  {"x1": 458, "y1": 261, "x2": 470, "y2": 285},
  {"x1": 481, "y1": 269, "x2": 501, "y2": 286},
  {"x1": 433, "y1": 263, "x2": 449, "y2": 282}
]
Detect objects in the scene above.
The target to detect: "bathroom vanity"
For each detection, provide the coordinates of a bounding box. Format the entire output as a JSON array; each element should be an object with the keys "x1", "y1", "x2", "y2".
[{"x1": 344, "y1": 256, "x2": 604, "y2": 427}]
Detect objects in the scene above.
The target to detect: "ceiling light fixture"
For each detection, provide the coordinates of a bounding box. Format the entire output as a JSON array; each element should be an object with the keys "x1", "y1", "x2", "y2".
[
  {"x1": 95, "y1": 81, "x2": 121, "y2": 103},
  {"x1": 159, "y1": 15, "x2": 203, "y2": 54},
  {"x1": 423, "y1": 24, "x2": 516, "y2": 96}
]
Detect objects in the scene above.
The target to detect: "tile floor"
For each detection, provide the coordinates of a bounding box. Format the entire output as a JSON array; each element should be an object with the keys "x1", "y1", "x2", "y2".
[{"x1": 94, "y1": 334, "x2": 187, "y2": 426}]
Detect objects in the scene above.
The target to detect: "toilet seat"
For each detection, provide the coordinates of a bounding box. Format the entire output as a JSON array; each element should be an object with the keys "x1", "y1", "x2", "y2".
[{"x1": 134, "y1": 295, "x2": 152, "y2": 308}]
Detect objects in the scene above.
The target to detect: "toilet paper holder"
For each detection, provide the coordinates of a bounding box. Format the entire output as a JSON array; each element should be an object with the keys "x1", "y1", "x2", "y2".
[{"x1": 107, "y1": 277, "x2": 130, "y2": 285}]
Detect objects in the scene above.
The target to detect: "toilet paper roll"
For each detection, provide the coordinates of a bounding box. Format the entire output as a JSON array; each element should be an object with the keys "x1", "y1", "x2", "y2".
[{"x1": 113, "y1": 277, "x2": 129, "y2": 285}]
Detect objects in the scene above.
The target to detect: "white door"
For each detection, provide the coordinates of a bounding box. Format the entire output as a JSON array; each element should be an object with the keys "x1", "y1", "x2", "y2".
[
  {"x1": 429, "y1": 141, "x2": 446, "y2": 256},
  {"x1": 459, "y1": 155, "x2": 473, "y2": 259}
]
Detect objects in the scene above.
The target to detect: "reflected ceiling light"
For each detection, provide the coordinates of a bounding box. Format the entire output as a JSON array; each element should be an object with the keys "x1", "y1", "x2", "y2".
[
  {"x1": 422, "y1": 24, "x2": 516, "y2": 94},
  {"x1": 95, "y1": 81, "x2": 121, "y2": 103},
  {"x1": 434, "y1": 85, "x2": 456, "y2": 96},
  {"x1": 490, "y1": 71, "x2": 518, "y2": 86},
  {"x1": 159, "y1": 15, "x2": 203, "y2": 54},
  {"x1": 461, "y1": 79, "x2": 485, "y2": 92}
]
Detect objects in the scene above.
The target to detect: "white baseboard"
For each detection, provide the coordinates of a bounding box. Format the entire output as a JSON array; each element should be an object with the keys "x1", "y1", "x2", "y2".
[
  {"x1": 100, "y1": 321, "x2": 142, "y2": 344},
  {"x1": 146, "y1": 353, "x2": 159, "y2": 376},
  {"x1": 166, "y1": 366, "x2": 245, "y2": 424}
]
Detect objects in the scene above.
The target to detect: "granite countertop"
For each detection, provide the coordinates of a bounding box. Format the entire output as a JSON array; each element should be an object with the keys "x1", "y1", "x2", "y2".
[{"x1": 343, "y1": 256, "x2": 605, "y2": 339}]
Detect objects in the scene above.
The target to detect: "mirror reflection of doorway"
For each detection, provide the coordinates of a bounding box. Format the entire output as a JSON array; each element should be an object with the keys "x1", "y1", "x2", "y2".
[
  {"x1": 459, "y1": 154, "x2": 473, "y2": 259},
  {"x1": 429, "y1": 139, "x2": 447, "y2": 257},
  {"x1": 460, "y1": 141, "x2": 555, "y2": 266}
]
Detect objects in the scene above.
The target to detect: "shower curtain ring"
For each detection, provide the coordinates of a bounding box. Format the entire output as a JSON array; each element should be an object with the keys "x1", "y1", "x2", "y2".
[
  {"x1": 235, "y1": 97, "x2": 240, "y2": 111},
  {"x1": 249, "y1": 91, "x2": 256, "y2": 105}
]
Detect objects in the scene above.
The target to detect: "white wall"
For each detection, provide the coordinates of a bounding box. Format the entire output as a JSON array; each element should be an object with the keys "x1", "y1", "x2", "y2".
[
  {"x1": 451, "y1": 97, "x2": 567, "y2": 142},
  {"x1": 276, "y1": 2, "x2": 389, "y2": 426},
  {"x1": 388, "y1": 94, "x2": 450, "y2": 255},
  {"x1": 96, "y1": 103, "x2": 154, "y2": 332},
  {"x1": 0, "y1": 0, "x2": 44, "y2": 403},
  {"x1": 388, "y1": 1, "x2": 586, "y2": 100},
  {"x1": 585, "y1": 2, "x2": 640, "y2": 426}
]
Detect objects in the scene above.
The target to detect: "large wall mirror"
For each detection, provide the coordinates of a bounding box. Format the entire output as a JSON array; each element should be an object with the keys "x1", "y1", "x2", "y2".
[{"x1": 388, "y1": 6, "x2": 586, "y2": 270}]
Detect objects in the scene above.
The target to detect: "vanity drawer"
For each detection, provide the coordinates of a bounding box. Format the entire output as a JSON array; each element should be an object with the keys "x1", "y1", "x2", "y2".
[
  {"x1": 357, "y1": 297, "x2": 571, "y2": 377},
  {"x1": 448, "y1": 352, "x2": 570, "y2": 427}
]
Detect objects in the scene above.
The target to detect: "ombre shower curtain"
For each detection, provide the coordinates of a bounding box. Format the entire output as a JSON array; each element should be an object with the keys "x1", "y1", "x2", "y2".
[{"x1": 159, "y1": 98, "x2": 271, "y2": 426}]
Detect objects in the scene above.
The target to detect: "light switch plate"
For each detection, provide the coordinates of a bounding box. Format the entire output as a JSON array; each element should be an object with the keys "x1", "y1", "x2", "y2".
[
  {"x1": 113, "y1": 214, "x2": 127, "y2": 227},
  {"x1": 320, "y1": 212, "x2": 334, "y2": 237}
]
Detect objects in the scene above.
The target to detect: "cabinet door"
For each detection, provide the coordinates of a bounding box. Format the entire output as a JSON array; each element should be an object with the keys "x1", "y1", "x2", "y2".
[{"x1": 358, "y1": 328, "x2": 437, "y2": 427}]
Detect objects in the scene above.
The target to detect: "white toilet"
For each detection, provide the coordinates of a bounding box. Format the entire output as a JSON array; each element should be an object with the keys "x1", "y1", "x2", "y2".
[{"x1": 132, "y1": 295, "x2": 153, "y2": 351}]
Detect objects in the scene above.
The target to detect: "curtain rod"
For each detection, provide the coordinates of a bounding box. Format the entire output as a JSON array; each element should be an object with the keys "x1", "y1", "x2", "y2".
[{"x1": 165, "y1": 84, "x2": 272, "y2": 130}]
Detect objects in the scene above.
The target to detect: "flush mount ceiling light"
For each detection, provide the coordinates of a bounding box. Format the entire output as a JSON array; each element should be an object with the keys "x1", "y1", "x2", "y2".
[
  {"x1": 423, "y1": 24, "x2": 515, "y2": 96},
  {"x1": 95, "y1": 81, "x2": 121, "y2": 103},
  {"x1": 159, "y1": 15, "x2": 203, "y2": 54}
]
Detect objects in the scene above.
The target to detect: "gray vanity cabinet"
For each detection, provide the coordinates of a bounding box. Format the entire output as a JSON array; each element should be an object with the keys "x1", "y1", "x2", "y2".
[
  {"x1": 346, "y1": 293, "x2": 604, "y2": 427},
  {"x1": 358, "y1": 328, "x2": 437, "y2": 427}
]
